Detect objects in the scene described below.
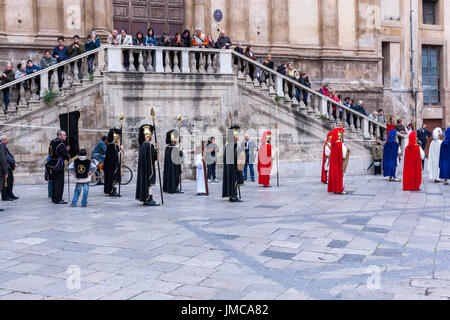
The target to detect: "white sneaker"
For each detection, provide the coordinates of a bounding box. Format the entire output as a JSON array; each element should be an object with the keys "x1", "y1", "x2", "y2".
[
  {"x1": 213, "y1": 179, "x2": 219, "y2": 183},
  {"x1": 208, "y1": 179, "x2": 212, "y2": 183}
]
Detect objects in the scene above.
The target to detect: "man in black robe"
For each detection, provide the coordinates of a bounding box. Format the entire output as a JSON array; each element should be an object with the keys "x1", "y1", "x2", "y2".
[
  {"x1": 136, "y1": 124, "x2": 160, "y2": 206},
  {"x1": 46, "y1": 130, "x2": 70, "y2": 204},
  {"x1": 163, "y1": 130, "x2": 183, "y2": 194},
  {"x1": 1, "y1": 136, "x2": 18, "y2": 201},
  {"x1": 104, "y1": 128, "x2": 122, "y2": 197},
  {"x1": 222, "y1": 126, "x2": 244, "y2": 202}
]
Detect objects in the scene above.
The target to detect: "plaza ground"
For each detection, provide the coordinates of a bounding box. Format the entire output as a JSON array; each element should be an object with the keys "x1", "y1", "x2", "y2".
[{"x1": 0, "y1": 174, "x2": 449, "y2": 300}]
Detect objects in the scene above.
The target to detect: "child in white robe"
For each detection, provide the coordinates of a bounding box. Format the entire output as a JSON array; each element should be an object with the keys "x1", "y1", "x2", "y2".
[{"x1": 195, "y1": 153, "x2": 207, "y2": 196}]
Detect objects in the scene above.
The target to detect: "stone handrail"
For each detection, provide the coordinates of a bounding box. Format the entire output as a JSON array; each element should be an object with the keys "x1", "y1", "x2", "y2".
[{"x1": 0, "y1": 45, "x2": 108, "y2": 92}]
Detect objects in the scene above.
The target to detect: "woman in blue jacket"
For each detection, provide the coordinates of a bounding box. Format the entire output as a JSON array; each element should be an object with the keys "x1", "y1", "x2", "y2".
[{"x1": 85, "y1": 31, "x2": 101, "y2": 75}]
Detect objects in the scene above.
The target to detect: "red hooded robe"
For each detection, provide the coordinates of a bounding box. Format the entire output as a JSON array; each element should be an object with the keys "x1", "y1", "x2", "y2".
[
  {"x1": 258, "y1": 131, "x2": 272, "y2": 187},
  {"x1": 403, "y1": 131, "x2": 422, "y2": 191},
  {"x1": 328, "y1": 128, "x2": 345, "y2": 193},
  {"x1": 321, "y1": 132, "x2": 333, "y2": 183}
]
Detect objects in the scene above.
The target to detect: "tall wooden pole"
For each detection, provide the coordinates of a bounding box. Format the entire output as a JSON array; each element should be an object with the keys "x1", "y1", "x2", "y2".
[
  {"x1": 177, "y1": 114, "x2": 182, "y2": 192},
  {"x1": 118, "y1": 113, "x2": 124, "y2": 197},
  {"x1": 151, "y1": 108, "x2": 164, "y2": 204}
]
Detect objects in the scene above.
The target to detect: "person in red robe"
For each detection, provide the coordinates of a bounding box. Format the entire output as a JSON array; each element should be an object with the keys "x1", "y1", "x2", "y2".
[
  {"x1": 328, "y1": 128, "x2": 348, "y2": 194},
  {"x1": 258, "y1": 131, "x2": 272, "y2": 187},
  {"x1": 321, "y1": 132, "x2": 333, "y2": 183},
  {"x1": 403, "y1": 131, "x2": 425, "y2": 191}
]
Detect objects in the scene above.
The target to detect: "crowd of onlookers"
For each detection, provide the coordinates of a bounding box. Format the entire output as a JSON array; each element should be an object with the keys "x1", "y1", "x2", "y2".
[{"x1": 0, "y1": 32, "x2": 101, "y2": 111}]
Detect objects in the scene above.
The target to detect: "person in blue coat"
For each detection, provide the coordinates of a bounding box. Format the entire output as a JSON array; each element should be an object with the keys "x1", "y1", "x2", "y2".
[
  {"x1": 383, "y1": 129, "x2": 401, "y2": 182},
  {"x1": 439, "y1": 128, "x2": 450, "y2": 185}
]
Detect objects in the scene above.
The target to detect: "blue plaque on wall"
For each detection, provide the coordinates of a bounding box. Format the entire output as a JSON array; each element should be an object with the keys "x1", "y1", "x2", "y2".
[{"x1": 213, "y1": 9, "x2": 223, "y2": 23}]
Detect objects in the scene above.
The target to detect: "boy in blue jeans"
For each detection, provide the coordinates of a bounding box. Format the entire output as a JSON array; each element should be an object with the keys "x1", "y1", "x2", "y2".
[{"x1": 69, "y1": 149, "x2": 96, "y2": 207}]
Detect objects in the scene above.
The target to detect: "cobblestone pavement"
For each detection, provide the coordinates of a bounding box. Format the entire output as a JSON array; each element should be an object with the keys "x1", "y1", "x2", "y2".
[{"x1": 0, "y1": 175, "x2": 450, "y2": 300}]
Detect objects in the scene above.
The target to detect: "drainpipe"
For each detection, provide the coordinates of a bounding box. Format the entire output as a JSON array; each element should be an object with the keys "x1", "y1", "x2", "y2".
[{"x1": 411, "y1": 1, "x2": 418, "y2": 127}]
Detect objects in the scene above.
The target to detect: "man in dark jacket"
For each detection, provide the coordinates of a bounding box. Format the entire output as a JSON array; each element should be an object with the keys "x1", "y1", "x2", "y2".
[
  {"x1": 0, "y1": 141, "x2": 9, "y2": 211},
  {"x1": 46, "y1": 130, "x2": 70, "y2": 204},
  {"x1": 417, "y1": 123, "x2": 432, "y2": 150},
  {"x1": 0, "y1": 136, "x2": 17, "y2": 201},
  {"x1": 85, "y1": 31, "x2": 101, "y2": 75},
  {"x1": 1, "y1": 64, "x2": 15, "y2": 111},
  {"x1": 67, "y1": 35, "x2": 85, "y2": 80},
  {"x1": 233, "y1": 43, "x2": 244, "y2": 67},
  {"x1": 52, "y1": 36, "x2": 69, "y2": 89},
  {"x1": 216, "y1": 30, "x2": 232, "y2": 49}
]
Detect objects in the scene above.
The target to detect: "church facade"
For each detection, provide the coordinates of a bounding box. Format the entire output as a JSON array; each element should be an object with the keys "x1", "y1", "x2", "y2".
[{"x1": 0, "y1": 0, "x2": 449, "y2": 129}]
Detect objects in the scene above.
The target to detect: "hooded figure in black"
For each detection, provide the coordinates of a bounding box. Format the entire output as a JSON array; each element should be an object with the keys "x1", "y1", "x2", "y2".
[
  {"x1": 163, "y1": 130, "x2": 183, "y2": 194},
  {"x1": 222, "y1": 126, "x2": 244, "y2": 202},
  {"x1": 136, "y1": 124, "x2": 160, "y2": 206},
  {"x1": 104, "y1": 128, "x2": 122, "y2": 196}
]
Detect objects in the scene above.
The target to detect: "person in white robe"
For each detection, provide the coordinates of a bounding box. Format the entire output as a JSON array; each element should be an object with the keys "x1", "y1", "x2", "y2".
[
  {"x1": 427, "y1": 127, "x2": 443, "y2": 182},
  {"x1": 195, "y1": 153, "x2": 207, "y2": 195}
]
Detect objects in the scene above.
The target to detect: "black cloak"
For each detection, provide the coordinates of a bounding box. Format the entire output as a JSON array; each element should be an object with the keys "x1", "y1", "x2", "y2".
[
  {"x1": 163, "y1": 130, "x2": 183, "y2": 194},
  {"x1": 136, "y1": 125, "x2": 158, "y2": 202},
  {"x1": 104, "y1": 128, "x2": 121, "y2": 195},
  {"x1": 222, "y1": 126, "x2": 244, "y2": 198}
]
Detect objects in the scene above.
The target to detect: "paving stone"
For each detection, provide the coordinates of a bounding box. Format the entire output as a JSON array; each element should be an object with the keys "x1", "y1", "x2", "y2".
[
  {"x1": 260, "y1": 249, "x2": 295, "y2": 260},
  {"x1": 338, "y1": 254, "x2": 366, "y2": 264},
  {"x1": 362, "y1": 226, "x2": 390, "y2": 234},
  {"x1": 327, "y1": 240, "x2": 349, "y2": 249},
  {"x1": 373, "y1": 248, "x2": 402, "y2": 257},
  {"x1": 343, "y1": 217, "x2": 371, "y2": 226}
]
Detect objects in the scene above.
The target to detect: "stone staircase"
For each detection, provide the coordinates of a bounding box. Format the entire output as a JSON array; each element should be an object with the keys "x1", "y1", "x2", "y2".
[{"x1": 0, "y1": 45, "x2": 402, "y2": 183}]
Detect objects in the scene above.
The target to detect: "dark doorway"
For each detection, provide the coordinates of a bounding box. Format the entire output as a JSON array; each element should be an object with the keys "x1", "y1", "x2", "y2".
[{"x1": 113, "y1": 0, "x2": 185, "y2": 37}]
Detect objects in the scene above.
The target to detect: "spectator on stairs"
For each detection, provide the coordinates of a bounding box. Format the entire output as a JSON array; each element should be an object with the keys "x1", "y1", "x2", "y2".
[
  {"x1": 234, "y1": 43, "x2": 245, "y2": 71},
  {"x1": 329, "y1": 90, "x2": 342, "y2": 120},
  {"x1": 171, "y1": 32, "x2": 184, "y2": 69},
  {"x1": 40, "y1": 51, "x2": 57, "y2": 88},
  {"x1": 181, "y1": 29, "x2": 191, "y2": 48},
  {"x1": 215, "y1": 30, "x2": 232, "y2": 50},
  {"x1": 52, "y1": 36, "x2": 69, "y2": 89},
  {"x1": 159, "y1": 32, "x2": 171, "y2": 47},
  {"x1": 144, "y1": 28, "x2": 157, "y2": 69},
  {"x1": 14, "y1": 63, "x2": 28, "y2": 105},
  {"x1": 285, "y1": 62, "x2": 299, "y2": 99},
  {"x1": 319, "y1": 82, "x2": 330, "y2": 97},
  {"x1": 299, "y1": 72, "x2": 311, "y2": 106},
  {"x1": 119, "y1": 29, "x2": 133, "y2": 71},
  {"x1": 356, "y1": 100, "x2": 368, "y2": 116},
  {"x1": 245, "y1": 46, "x2": 257, "y2": 81},
  {"x1": 67, "y1": 35, "x2": 85, "y2": 81},
  {"x1": 85, "y1": 31, "x2": 101, "y2": 76},
  {"x1": 25, "y1": 60, "x2": 41, "y2": 100},
  {"x1": 132, "y1": 31, "x2": 145, "y2": 70},
  {"x1": 1, "y1": 63, "x2": 15, "y2": 112}
]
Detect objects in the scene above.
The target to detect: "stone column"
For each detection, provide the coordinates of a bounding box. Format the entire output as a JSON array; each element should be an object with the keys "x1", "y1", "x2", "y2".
[
  {"x1": 320, "y1": 0, "x2": 339, "y2": 49},
  {"x1": 193, "y1": 0, "x2": 206, "y2": 30},
  {"x1": 0, "y1": 0, "x2": 4, "y2": 36},
  {"x1": 229, "y1": 0, "x2": 248, "y2": 42},
  {"x1": 92, "y1": 0, "x2": 109, "y2": 36},
  {"x1": 185, "y1": 0, "x2": 194, "y2": 32},
  {"x1": 270, "y1": 0, "x2": 288, "y2": 45}
]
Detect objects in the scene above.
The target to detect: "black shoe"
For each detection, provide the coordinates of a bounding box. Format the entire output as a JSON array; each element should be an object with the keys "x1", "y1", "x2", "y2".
[
  {"x1": 229, "y1": 197, "x2": 243, "y2": 202},
  {"x1": 176, "y1": 190, "x2": 185, "y2": 194},
  {"x1": 2, "y1": 197, "x2": 14, "y2": 201},
  {"x1": 143, "y1": 200, "x2": 160, "y2": 207},
  {"x1": 54, "y1": 201, "x2": 68, "y2": 204},
  {"x1": 11, "y1": 195, "x2": 19, "y2": 200},
  {"x1": 0, "y1": 208, "x2": 4, "y2": 211}
]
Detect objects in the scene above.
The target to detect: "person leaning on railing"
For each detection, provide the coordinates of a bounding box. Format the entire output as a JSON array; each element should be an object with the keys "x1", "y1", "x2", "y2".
[
  {"x1": 192, "y1": 27, "x2": 208, "y2": 71},
  {"x1": 171, "y1": 32, "x2": 185, "y2": 67},
  {"x1": 144, "y1": 28, "x2": 157, "y2": 68},
  {"x1": 132, "y1": 31, "x2": 145, "y2": 70},
  {"x1": 52, "y1": 36, "x2": 69, "y2": 89},
  {"x1": 14, "y1": 63, "x2": 28, "y2": 105},
  {"x1": 67, "y1": 35, "x2": 85, "y2": 80},
  {"x1": 215, "y1": 30, "x2": 232, "y2": 50},
  {"x1": 85, "y1": 31, "x2": 101, "y2": 76},
  {"x1": 25, "y1": 60, "x2": 41, "y2": 100},
  {"x1": 40, "y1": 51, "x2": 57, "y2": 88},
  {"x1": 0, "y1": 63, "x2": 15, "y2": 111}
]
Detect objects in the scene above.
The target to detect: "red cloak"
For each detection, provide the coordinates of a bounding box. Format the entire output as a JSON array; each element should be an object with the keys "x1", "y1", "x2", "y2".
[
  {"x1": 403, "y1": 132, "x2": 422, "y2": 191},
  {"x1": 258, "y1": 131, "x2": 272, "y2": 187},
  {"x1": 328, "y1": 128, "x2": 345, "y2": 193},
  {"x1": 321, "y1": 132, "x2": 333, "y2": 183}
]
